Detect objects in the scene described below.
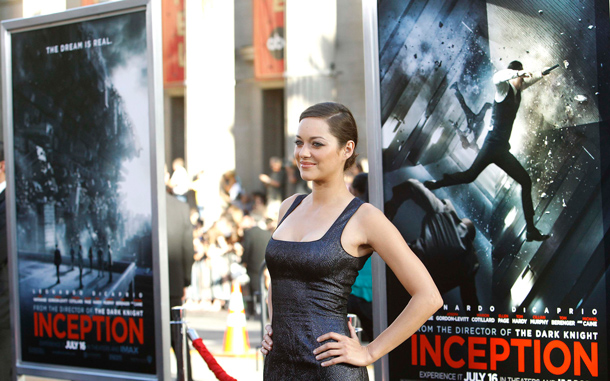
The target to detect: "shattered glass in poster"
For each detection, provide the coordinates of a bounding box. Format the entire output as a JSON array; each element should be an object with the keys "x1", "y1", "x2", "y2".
[
  {"x1": 378, "y1": 0, "x2": 609, "y2": 380},
  {"x1": 12, "y1": 11, "x2": 156, "y2": 374}
]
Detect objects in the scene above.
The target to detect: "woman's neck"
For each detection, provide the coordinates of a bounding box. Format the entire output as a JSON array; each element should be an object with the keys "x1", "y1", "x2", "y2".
[{"x1": 309, "y1": 171, "x2": 352, "y2": 205}]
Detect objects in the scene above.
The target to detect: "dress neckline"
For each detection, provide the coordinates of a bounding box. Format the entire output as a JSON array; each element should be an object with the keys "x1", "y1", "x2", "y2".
[{"x1": 270, "y1": 196, "x2": 357, "y2": 244}]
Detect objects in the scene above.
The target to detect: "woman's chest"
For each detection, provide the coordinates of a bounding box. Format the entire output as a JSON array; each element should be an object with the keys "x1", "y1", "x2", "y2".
[{"x1": 265, "y1": 239, "x2": 359, "y2": 280}]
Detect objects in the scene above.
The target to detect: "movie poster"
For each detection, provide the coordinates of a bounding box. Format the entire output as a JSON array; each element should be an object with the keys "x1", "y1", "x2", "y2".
[
  {"x1": 10, "y1": 10, "x2": 156, "y2": 374},
  {"x1": 377, "y1": 1, "x2": 609, "y2": 380}
]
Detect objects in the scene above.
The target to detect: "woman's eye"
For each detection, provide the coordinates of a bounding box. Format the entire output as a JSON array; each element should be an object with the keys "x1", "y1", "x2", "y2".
[
  {"x1": 295, "y1": 140, "x2": 303, "y2": 146},
  {"x1": 312, "y1": 142, "x2": 324, "y2": 147}
]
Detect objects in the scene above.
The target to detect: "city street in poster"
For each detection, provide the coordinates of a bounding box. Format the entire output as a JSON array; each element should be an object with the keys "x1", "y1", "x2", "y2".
[
  {"x1": 377, "y1": 1, "x2": 609, "y2": 380},
  {"x1": 10, "y1": 10, "x2": 156, "y2": 374}
]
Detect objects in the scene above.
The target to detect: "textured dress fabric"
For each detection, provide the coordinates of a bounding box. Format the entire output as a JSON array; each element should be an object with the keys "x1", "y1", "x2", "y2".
[{"x1": 264, "y1": 195, "x2": 371, "y2": 380}]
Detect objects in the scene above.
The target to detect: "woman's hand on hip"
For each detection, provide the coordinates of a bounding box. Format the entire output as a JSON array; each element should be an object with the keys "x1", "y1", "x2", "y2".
[
  {"x1": 260, "y1": 324, "x2": 273, "y2": 355},
  {"x1": 313, "y1": 321, "x2": 374, "y2": 367}
]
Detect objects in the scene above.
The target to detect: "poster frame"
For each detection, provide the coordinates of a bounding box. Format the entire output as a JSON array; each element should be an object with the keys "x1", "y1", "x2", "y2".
[
  {"x1": 0, "y1": 0, "x2": 170, "y2": 379},
  {"x1": 361, "y1": 1, "x2": 388, "y2": 380},
  {"x1": 362, "y1": 1, "x2": 610, "y2": 380}
]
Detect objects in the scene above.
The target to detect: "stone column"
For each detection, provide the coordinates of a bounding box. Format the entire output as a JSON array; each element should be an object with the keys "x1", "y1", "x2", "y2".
[
  {"x1": 284, "y1": 0, "x2": 337, "y2": 155},
  {"x1": 22, "y1": 0, "x2": 65, "y2": 17},
  {"x1": 185, "y1": 0, "x2": 235, "y2": 224}
]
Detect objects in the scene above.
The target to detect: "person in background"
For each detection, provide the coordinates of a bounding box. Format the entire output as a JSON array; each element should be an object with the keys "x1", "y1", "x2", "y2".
[
  {"x1": 235, "y1": 192, "x2": 254, "y2": 215},
  {"x1": 169, "y1": 158, "x2": 190, "y2": 202},
  {"x1": 189, "y1": 219, "x2": 211, "y2": 307},
  {"x1": 251, "y1": 191, "x2": 268, "y2": 222},
  {"x1": 166, "y1": 186, "x2": 195, "y2": 381},
  {"x1": 259, "y1": 156, "x2": 285, "y2": 220},
  {"x1": 239, "y1": 214, "x2": 271, "y2": 318},
  {"x1": 285, "y1": 158, "x2": 309, "y2": 196},
  {"x1": 355, "y1": 158, "x2": 368, "y2": 175},
  {"x1": 0, "y1": 142, "x2": 10, "y2": 380},
  {"x1": 349, "y1": 172, "x2": 369, "y2": 203},
  {"x1": 220, "y1": 170, "x2": 243, "y2": 207}
]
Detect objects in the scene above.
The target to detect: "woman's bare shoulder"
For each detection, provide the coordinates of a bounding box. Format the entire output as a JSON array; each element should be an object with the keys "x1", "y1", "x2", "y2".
[
  {"x1": 354, "y1": 202, "x2": 385, "y2": 220},
  {"x1": 278, "y1": 193, "x2": 306, "y2": 221},
  {"x1": 352, "y1": 202, "x2": 396, "y2": 235},
  {"x1": 342, "y1": 202, "x2": 388, "y2": 255}
]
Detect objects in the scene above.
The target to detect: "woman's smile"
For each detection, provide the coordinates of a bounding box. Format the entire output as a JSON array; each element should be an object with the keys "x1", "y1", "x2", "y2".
[{"x1": 299, "y1": 161, "x2": 316, "y2": 169}]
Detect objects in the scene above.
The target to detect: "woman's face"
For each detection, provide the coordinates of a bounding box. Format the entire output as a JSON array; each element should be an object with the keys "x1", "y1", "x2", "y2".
[{"x1": 294, "y1": 117, "x2": 351, "y2": 182}]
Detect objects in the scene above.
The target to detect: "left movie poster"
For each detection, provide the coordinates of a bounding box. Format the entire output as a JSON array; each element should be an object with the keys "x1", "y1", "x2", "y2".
[{"x1": 11, "y1": 10, "x2": 156, "y2": 374}]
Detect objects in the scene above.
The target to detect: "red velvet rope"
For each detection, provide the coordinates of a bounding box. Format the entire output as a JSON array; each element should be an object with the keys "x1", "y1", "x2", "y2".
[{"x1": 190, "y1": 338, "x2": 238, "y2": 381}]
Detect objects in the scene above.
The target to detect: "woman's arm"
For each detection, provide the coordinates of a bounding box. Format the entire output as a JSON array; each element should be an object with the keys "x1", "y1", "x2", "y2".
[
  {"x1": 364, "y1": 206, "x2": 443, "y2": 362},
  {"x1": 314, "y1": 204, "x2": 443, "y2": 367}
]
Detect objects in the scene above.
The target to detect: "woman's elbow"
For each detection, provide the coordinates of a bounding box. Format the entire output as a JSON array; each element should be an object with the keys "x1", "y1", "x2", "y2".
[{"x1": 428, "y1": 288, "x2": 444, "y2": 313}]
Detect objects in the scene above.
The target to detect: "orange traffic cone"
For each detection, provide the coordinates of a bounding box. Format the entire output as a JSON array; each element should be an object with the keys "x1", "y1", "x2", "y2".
[{"x1": 223, "y1": 282, "x2": 250, "y2": 355}]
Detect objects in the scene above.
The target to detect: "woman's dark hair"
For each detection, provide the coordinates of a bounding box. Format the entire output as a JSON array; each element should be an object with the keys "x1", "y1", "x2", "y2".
[{"x1": 299, "y1": 102, "x2": 358, "y2": 170}]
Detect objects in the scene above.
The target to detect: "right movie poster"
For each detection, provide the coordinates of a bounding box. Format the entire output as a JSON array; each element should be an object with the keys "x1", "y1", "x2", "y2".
[{"x1": 377, "y1": 1, "x2": 609, "y2": 380}]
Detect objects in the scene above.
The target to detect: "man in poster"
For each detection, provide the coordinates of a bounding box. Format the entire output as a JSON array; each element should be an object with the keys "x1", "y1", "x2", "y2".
[
  {"x1": 449, "y1": 82, "x2": 492, "y2": 152},
  {"x1": 78, "y1": 245, "x2": 83, "y2": 288},
  {"x1": 53, "y1": 244, "x2": 62, "y2": 284},
  {"x1": 385, "y1": 179, "x2": 479, "y2": 308},
  {"x1": 97, "y1": 246, "x2": 103, "y2": 278},
  {"x1": 107, "y1": 244, "x2": 113, "y2": 282},
  {"x1": 424, "y1": 61, "x2": 555, "y2": 242}
]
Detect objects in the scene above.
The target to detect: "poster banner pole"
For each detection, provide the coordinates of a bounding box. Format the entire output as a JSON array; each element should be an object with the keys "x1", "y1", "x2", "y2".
[{"x1": 362, "y1": 0, "x2": 388, "y2": 380}]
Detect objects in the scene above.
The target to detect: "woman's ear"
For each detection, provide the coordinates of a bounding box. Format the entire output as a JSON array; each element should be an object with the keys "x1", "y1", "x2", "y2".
[{"x1": 344, "y1": 141, "x2": 355, "y2": 158}]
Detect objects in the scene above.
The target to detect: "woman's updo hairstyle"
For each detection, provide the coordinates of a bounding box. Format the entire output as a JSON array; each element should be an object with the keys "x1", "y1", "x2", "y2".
[{"x1": 299, "y1": 102, "x2": 358, "y2": 170}]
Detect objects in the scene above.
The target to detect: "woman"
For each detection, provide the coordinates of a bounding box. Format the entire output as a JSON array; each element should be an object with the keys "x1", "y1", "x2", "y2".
[{"x1": 261, "y1": 102, "x2": 442, "y2": 380}]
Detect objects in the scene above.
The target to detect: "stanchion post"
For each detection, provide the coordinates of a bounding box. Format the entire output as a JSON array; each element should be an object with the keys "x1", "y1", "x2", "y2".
[
  {"x1": 347, "y1": 313, "x2": 363, "y2": 341},
  {"x1": 171, "y1": 306, "x2": 187, "y2": 381}
]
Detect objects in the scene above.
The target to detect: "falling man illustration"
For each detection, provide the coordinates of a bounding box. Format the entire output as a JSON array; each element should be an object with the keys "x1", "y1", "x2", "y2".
[
  {"x1": 425, "y1": 61, "x2": 556, "y2": 241},
  {"x1": 385, "y1": 179, "x2": 480, "y2": 308},
  {"x1": 450, "y1": 82, "x2": 492, "y2": 152}
]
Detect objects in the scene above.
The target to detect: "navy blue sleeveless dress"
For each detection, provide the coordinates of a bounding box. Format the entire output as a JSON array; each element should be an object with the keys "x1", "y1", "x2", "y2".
[{"x1": 264, "y1": 195, "x2": 371, "y2": 380}]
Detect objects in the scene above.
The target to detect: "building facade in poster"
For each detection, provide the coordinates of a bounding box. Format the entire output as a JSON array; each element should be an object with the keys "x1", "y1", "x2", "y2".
[
  {"x1": 376, "y1": 0, "x2": 609, "y2": 379},
  {"x1": 10, "y1": 10, "x2": 157, "y2": 374}
]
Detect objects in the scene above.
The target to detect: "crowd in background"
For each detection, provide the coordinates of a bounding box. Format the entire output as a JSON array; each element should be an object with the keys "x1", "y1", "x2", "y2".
[{"x1": 165, "y1": 156, "x2": 369, "y2": 320}]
